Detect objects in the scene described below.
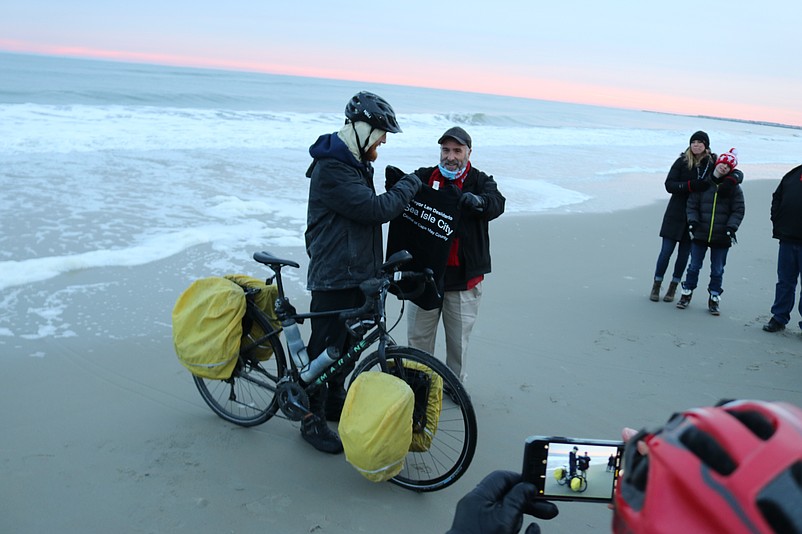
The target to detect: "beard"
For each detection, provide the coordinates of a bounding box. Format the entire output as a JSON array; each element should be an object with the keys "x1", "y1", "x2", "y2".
[
  {"x1": 440, "y1": 157, "x2": 467, "y2": 173},
  {"x1": 365, "y1": 144, "x2": 380, "y2": 162}
]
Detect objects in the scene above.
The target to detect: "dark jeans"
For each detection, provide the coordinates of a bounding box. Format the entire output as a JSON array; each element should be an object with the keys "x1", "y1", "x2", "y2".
[
  {"x1": 654, "y1": 237, "x2": 691, "y2": 283},
  {"x1": 309, "y1": 288, "x2": 364, "y2": 394},
  {"x1": 770, "y1": 241, "x2": 802, "y2": 328},
  {"x1": 683, "y1": 242, "x2": 729, "y2": 296}
]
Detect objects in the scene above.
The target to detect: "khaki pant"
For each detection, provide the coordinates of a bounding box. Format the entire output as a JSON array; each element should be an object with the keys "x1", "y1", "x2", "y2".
[{"x1": 406, "y1": 282, "x2": 483, "y2": 383}]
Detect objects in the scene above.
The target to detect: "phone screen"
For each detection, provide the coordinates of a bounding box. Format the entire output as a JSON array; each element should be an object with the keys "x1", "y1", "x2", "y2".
[{"x1": 522, "y1": 436, "x2": 625, "y2": 503}]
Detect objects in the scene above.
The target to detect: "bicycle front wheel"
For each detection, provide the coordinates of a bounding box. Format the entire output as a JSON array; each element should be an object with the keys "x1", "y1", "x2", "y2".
[
  {"x1": 193, "y1": 329, "x2": 286, "y2": 427},
  {"x1": 350, "y1": 346, "x2": 477, "y2": 492}
]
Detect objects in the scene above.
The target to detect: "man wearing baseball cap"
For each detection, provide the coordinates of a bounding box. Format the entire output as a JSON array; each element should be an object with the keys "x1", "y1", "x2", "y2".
[{"x1": 404, "y1": 126, "x2": 505, "y2": 384}]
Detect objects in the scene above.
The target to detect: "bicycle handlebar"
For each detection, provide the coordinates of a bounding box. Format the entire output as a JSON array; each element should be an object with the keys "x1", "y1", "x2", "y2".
[{"x1": 338, "y1": 268, "x2": 437, "y2": 321}]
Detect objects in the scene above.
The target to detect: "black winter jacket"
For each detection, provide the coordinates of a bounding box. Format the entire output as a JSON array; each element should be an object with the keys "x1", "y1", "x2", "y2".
[
  {"x1": 771, "y1": 164, "x2": 802, "y2": 244},
  {"x1": 413, "y1": 165, "x2": 505, "y2": 285},
  {"x1": 659, "y1": 153, "x2": 716, "y2": 241},
  {"x1": 687, "y1": 170, "x2": 745, "y2": 249},
  {"x1": 305, "y1": 133, "x2": 420, "y2": 291}
]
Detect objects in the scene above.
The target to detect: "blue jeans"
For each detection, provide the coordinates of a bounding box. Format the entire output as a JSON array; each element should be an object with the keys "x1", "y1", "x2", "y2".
[
  {"x1": 770, "y1": 241, "x2": 802, "y2": 328},
  {"x1": 654, "y1": 237, "x2": 691, "y2": 283},
  {"x1": 683, "y1": 242, "x2": 728, "y2": 296}
]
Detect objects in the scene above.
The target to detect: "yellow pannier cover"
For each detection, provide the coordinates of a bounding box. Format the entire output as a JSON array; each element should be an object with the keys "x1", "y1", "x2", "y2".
[
  {"x1": 339, "y1": 372, "x2": 414, "y2": 483},
  {"x1": 403, "y1": 360, "x2": 443, "y2": 453},
  {"x1": 172, "y1": 277, "x2": 245, "y2": 379},
  {"x1": 224, "y1": 274, "x2": 280, "y2": 361}
]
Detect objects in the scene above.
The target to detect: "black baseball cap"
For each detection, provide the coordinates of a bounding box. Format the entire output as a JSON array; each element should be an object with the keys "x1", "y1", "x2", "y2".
[{"x1": 438, "y1": 126, "x2": 472, "y2": 149}]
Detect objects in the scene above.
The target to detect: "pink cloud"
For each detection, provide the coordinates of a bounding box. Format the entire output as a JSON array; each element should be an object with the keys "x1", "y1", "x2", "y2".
[{"x1": 2, "y1": 39, "x2": 799, "y2": 127}]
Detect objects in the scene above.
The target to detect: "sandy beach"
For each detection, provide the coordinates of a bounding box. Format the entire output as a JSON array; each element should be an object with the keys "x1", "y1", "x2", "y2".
[{"x1": 2, "y1": 178, "x2": 801, "y2": 534}]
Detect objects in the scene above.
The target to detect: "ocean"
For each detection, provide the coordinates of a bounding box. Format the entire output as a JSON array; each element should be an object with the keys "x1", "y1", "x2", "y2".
[{"x1": 1, "y1": 51, "x2": 801, "y2": 342}]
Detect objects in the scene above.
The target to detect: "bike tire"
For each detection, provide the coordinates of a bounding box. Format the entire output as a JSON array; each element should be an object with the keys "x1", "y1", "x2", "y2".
[
  {"x1": 193, "y1": 311, "x2": 287, "y2": 427},
  {"x1": 349, "y1": 346, "x2": 477, "y2": 492},
  {"x1": 577, "y1": 476, "x2": 588, "y2": 493}
]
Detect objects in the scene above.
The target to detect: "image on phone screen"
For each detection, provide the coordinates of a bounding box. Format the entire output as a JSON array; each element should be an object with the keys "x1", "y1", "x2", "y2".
[{"x1": 523, "y1": 437, "x2": 624, "y2": 503}]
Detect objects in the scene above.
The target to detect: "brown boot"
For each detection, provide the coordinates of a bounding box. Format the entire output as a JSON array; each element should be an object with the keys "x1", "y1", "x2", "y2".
[
  {"x1": 650, "y1": 281, "x2": 661, "y2": 302},
  {"x1": 663, "y1": 281, "x2": 678, "y2": 302}
]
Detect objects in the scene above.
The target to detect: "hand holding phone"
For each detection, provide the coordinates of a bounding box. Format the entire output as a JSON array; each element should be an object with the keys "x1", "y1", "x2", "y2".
[{"x1": 522, "y1": 436, "x2": 625, "y2": 503}]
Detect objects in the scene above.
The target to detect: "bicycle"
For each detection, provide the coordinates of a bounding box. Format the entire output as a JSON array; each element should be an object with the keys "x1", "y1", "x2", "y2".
[
  {"x1": 554, "y1": 465, "x2": 588, "y2": 493},
  {"x1": 191, "y1": 249, "x2": 478, "y2": 492}
]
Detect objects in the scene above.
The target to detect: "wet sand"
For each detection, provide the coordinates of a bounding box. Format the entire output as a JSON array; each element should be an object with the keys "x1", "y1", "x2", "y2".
[{"x1": 2, "y1": 179, "x2": 801, "y2": 533}]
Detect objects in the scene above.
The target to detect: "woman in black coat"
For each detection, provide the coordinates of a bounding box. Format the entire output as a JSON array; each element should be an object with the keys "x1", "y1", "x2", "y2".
[{"x1": 650, "y1": 131, "x2": 716, "y2": 302}]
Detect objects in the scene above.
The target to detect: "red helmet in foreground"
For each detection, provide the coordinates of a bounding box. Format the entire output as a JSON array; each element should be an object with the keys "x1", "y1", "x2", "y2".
[{"x1": 614, "y1": 399, "x2": 802, "y2": 533}]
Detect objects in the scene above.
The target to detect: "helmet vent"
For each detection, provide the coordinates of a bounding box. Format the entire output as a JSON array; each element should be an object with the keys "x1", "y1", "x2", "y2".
[
  {"x1": 756, "y1": 461, "x2": 802, "y2": 533},
  {"x1": 679, "y1": 426, "x2": 736, "y2": 475},
  {"x1": 728, "y1": 409, "x2": 776, "y2": 440}
]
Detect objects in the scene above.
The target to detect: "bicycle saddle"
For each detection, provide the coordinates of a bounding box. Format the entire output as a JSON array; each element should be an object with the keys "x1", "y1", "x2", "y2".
[{"x1": 253, "y1": 251, "x2": 300, "y2": 269}]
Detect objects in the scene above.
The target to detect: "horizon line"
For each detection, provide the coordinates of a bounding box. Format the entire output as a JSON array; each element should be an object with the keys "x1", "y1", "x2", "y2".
[{"x1": 2, "y1": 46, "x2": 801, "y2": 130}]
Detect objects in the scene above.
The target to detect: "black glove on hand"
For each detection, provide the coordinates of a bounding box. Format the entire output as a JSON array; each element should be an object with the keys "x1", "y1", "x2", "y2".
[
  {"x1": 385, "y1": 165, "x2": 406, "y2": 191},
  {"x1": 447, "y1": 470, "x2": 559, "y2": 534},
  {"x1": 459, "y1": 192, "x2": 485, "y2": 213},
  {"x1": 717, "y1": 176, "x2": 737, "y2": 195},
  {"x1": 726, "y1": 227, "x2": 738, "y2": 244},
  {"x1": 690, "y1": 179, "x2": 710, "y2": 192}
]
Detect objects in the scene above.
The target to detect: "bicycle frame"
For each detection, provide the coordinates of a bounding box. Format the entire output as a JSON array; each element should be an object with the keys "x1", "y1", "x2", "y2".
[
  {"x1": 247, "y1": 258, "x2": 401, "y2": 401},
  {"x1": 189, "y1": 250, "x2": 477, "y2": 492}
]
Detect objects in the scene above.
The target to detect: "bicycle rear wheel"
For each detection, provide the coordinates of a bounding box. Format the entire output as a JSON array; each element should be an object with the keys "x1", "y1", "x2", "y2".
[
  {"x1": 193, "y1": 327, "x2": 286, "y2": 427},
  {"x1": 350, "y1": 346, "x2": 477, "y2": 492}
]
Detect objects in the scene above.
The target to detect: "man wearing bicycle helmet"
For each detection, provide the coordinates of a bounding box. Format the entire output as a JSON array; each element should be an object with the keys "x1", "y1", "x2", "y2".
[
  {"x1": 303, "y1": 91, "x2": 421, "y2": 453},
  {"x1": 447, "y1": 399, "x2": 802, "y2": 533}
]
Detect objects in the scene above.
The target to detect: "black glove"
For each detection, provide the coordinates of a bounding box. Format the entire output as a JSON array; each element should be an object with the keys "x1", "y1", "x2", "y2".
[
  {"x1": 459, "y1": 192, "x2": 485, "y2": 213},
  {"x1": 717, "y1": 176, "x2": 738, "y2": 195},
  {"x1": 726, "y1": 227, "x2": 738, "y2": 244},
  {"x1": 690, "y1": 179, "x2": 710, "y2": 192},
  {"x1": 385, "y1": 165, "x2": 406, "y2": 191},
  {"x1": 447, "y1": 470, "x2": 559, "y2": 534}
]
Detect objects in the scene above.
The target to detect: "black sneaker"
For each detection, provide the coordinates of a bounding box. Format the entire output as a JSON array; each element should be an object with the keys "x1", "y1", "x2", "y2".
[
  {"x1": 708, "y1": 295, "x2": 720, "y2": 316},
  {"x1": 301, "y1": 414, "x2": 343, "y2": 454},
  {"x1": 763, "y1": 318, "x2": 786, "y2": 333}
]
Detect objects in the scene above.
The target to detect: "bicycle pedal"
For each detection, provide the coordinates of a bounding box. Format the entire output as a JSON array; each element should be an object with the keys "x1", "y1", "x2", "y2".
[{"x1": 276, "y1": 381, "x2": 309, "y2": 421}]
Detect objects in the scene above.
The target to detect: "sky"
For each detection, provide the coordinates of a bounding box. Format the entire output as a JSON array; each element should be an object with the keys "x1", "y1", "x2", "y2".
[{"x1": 2, "y1": 0, "x2": 801, "y2": 126}]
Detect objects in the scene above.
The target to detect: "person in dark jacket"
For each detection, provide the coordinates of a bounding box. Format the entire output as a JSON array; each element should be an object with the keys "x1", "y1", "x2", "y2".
[
  {"x1": 402, "y1": 127, "x2": 505, "y2": 384},
  {"x1": 568, "y1": 446, "x2": 579, "y2": 477},
  {"x1": 763, "y1": 164, "x2": 802, "y2": 333},
  {"x1": 677, "y1": 148, "x2": 745, "y2": 315},
  {"x1": 650, "y1": 131, "x2": 716, "y2": 302},
  {"x1": 302, "y1": 91, "x2": 421, "y2": 453}
]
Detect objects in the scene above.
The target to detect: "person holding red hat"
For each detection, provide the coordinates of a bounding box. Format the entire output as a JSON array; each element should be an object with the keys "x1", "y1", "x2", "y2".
[{"x1": 676, "y1": 148, "x2": 745, "y2": 315}]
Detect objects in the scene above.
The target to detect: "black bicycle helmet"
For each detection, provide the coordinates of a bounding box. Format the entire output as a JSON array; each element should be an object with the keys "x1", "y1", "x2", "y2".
[
  {"x1": 345, "y1": 91, "x2": 402, "y2": 134},
  {"x1": 614, "y1": 399, "x2": 802, "y2": 534}
]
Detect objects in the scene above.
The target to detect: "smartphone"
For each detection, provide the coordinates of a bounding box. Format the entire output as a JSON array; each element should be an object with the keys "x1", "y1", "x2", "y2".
[{"x1": 522, "y1": 435, "x2": 625, "y2": 503}]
